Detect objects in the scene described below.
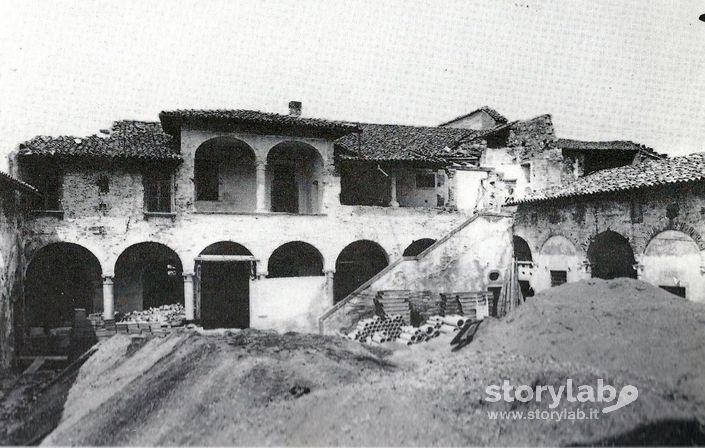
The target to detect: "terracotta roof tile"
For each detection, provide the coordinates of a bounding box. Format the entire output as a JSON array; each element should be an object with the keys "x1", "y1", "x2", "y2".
[
  {"x1": 18, "y1": 121, "x2": 181, "y2": 161},
  {"x1": 510, "y1": 153, "x2": 705, "y2": 204},
  {"x1": 335, "y1": 123, "x2": 475, "y2": 162},
  {"x1": 0, "y1": 171, "x2": 38, "y2": 194},
  {"x1": 439, "y1": 106, "x2": 508, "y2": 127},
  {"x1": 557, "y1": 138, "x2": 664, "y2": 158},
  {"x1": 159, "y1": 109, "x2": 359, "y2": 138}
]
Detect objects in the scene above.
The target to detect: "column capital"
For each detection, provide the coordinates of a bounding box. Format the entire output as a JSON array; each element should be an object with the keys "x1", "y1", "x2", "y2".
[
  {"x1": 102, "y1": 275, "x2": 114, "y2": 284},
  {"x1": 183, "y1": 272, "x2": 194, "y2": 281},
  {"x1": 255, "y1": 159, "x2": 267, "y2": 169},
  {"x1": 324, "y1": 269, "x2": 335, "y2": 277}
]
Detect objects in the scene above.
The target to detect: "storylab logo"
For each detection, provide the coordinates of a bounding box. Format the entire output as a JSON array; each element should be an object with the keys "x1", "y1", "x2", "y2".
[{"x1": 484, "y1": 379, "x2": 639, "y2": 421}]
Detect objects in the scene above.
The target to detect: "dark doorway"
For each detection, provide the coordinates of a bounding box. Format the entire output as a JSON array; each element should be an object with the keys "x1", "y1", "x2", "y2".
[
  {"x1": 142, "y1": 263, "x2": 181, "y2": 309},
  {"x1": 488, "y1": 286, "x2": 502, "y2": 317},
  {"x1": 271, "y1": 164, "x2": 298, "y2": 213},
  {"x1": 200, "y1": 261, "x2": 250, "y2": 329},
  {"x1": 25, "y1": 243, "x2": 102, "y2": 328},
  {"x1": 334, "y1": 240, "x2": 388, "y2": 303},
  {"x1": 588, "y1": 230, "x2": 637, "y2": 279},
  {"x1": 519, "y1": 280, "x2": 534, "y2": 299},
  {"x1": 403, "y1": 238, "x2": 436, "y2": 257},
  {"x1": 198, "y1": 241, "x2": 253, "y2": 329}
]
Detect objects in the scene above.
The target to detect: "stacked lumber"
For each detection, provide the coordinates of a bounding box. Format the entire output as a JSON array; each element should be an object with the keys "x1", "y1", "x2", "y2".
[
  {"x1": 345, "y1": 315, "x2": 405, "y2": 344},
  {"x1": 439, "y1": 293, "x2": 461, "y2": 316},
  {"x1": 375, "y1": 290, "x2": 411, "y2": 323}
]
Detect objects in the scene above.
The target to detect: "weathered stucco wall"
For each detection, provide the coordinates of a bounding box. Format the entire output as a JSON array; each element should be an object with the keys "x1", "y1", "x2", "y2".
[
  {"x1": 0, "y1": 188, "x2": 25, "y2": 370},
  {"x1": 513, "y1": 182, "x2": 705, "y2": 302},
  {"x1": 21, "y1": 154, "x2": 470, "y2": 333},
  {"x1": 320, "y1": 212, "x2": 513, "y2": 334}
]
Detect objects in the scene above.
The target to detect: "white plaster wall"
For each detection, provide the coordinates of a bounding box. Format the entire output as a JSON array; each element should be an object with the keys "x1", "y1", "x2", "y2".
[
  {"x1": 535, "y1": 235, "x2": 584, "y2": 292},
  {"x1": 642, "y1": 230, "x2": 705, "y2": 302},
  {"x1": 456, "y1": 170, "x2": 487, "y2": 211},
  {"x1": 252, "y1": 276, "x2": 327, "y2": 332}
]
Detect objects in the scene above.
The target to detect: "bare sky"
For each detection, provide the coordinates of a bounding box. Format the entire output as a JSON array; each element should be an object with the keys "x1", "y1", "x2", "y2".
[{"x1": 1, "y1": 0, "x2": 704, "y2": 170}]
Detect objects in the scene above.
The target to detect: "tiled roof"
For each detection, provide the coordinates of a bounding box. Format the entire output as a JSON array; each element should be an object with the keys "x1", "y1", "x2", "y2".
[
  {"x1": 510, "y1": 152, "x2": 705, "y2": 204},
  {"x1": 335, "y1": 123, "x2": 475, "y2": 162},
  {"x1": 0, "y1": 171, "x2": 39, "y2": 194},
  {"x1": 18, "y1": 121, "x2": 181, "y2": 161},
  {"x1": 439, "y1": 106, "x2": 508, "y2": 127},
  {"x1": 557, "y1": 138, "x2": 664, "y2": 158},
  {"x1": 159, "y1": 109, "x2": 359, "y2": 138}
]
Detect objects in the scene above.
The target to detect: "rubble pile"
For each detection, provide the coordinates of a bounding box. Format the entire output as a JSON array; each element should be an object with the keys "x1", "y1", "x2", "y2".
[{"x1": 119, "y1": 304, "x2": 185, "y2": 325}]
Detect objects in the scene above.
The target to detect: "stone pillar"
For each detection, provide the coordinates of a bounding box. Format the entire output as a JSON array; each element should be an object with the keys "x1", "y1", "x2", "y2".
[
  {"x1": 324, "y1": 270, "x2": 335, "y2": 308},
  {"x1": 255, "y1": 161, "x2": 267, "y2": 212},
  {"x1": 102, "y1": 276, "x2": 115, "y2": 321},
  {"x1": 447, "y1": 169, "x2": 457, "y2": 210},
  {"x1": 183, "y1": 273, "x2": 195, "y2": 321},
  {"x1": 389, "y1": 171, "x2": 399, "y2": 207}
]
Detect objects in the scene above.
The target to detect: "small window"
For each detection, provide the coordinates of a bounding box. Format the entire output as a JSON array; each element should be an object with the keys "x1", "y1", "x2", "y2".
[
  {"x1": 144, "y1": 172, "x2": 173, "y2": 213},
  {"x1": 660, "y1": 285, "x2": 686, "y2": 298},
  {"x1": 195, "y1": 160, "x2": 219, "y2": 201},
  {"x1": 97, "y1": 176, "x2": 109, "y2": 193},
  {"x1": 488, "y1": 271, "x2": 500, "y2": 282},
  {"x1": 415, "y1": 172, "x2": 435, "y2": 189},
  {"x1": 630, "y1": 199, "x2": 643, "y2": 223},
  {"x1": 521, "y1": 163, "x2": 531, "y2": 183},
  {"x1": 550, "y1": 270, "x2": 567, "y2": 287},
  {"x1": 33, "y1": 171, "x2": 62, "y2": 210}
]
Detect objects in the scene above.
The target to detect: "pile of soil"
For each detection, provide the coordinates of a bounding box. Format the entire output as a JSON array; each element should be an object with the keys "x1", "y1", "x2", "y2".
[
  {"x1": 35, "y1": 278, "x2": 705, "y2": 446},
  {"x1": 472, "y1": 278, "x2": 705, "y2": 401}
]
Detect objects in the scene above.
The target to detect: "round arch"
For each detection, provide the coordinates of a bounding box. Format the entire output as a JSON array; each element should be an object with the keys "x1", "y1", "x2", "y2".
[
  {"x1": 114, "y1": 242, "x2": 184, "y2": 313},
  {"x1": 334, "y1": 240, "x2": 388, "y2": 303},
  {"x1": 266, "y1": 141, "x2": 324, "y2": 214},
  {"x1": 268, "y1": 241, "x2": 324, "y2": 278},
  {"x1": 199, "y1": 241, "x2": 253, "y2": 256},
  {"x1": 194, "y1": 136, "x2": 257, "y2": 211},
  {"x1": 513, "y1": 235, "x2": 533, "y2": 262},
  {"x1": 642, "y1": 230, "x2": 702, "y2": 300},
  {"x1": 587, "y1": 230, "x2": 636, "y2": 279},
  {"x1": 402, "y1": 238, "x2": 436, "y2": 257},
  {"x1": 538, "y1": 235, "x2": 580, "y2": 289},
  {"x1": 25, "y1": 242, "x2": 103, "y2": 328}
]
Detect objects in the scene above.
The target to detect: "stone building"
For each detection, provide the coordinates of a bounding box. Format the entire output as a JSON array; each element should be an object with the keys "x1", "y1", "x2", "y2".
[
  {"x1": 509, "y1": 153, "x2": 705, "y2": 302},
  {"x1": 0, "y1": 172, "x2": 38, "y2": 369},
  {"x1": 3, "y1": 101, "x2": 668, "y2": 365}
]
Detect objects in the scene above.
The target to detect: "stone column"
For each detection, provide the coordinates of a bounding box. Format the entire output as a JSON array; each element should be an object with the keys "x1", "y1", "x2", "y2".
[
  {"x1": 389, "y1": 171, "x2": 399, "y2": 207},
  {"x1": 183, "y1": 273, "x2": 195, "y2": 321},
  {"x1": 447, "y1": 169, "x2": 457, "y2": 209},
  {"x1": 324, "y1": 270, "x2": 335, "y2": 308},
  {"x1": 255, "y1": 160, "x2": 267, "y2": 212},
  {"x1": 102, "y1": 276, "x2": 115, "y2": 321}
]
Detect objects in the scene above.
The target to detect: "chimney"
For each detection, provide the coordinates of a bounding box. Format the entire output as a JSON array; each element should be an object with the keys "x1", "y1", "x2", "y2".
[{"x1": 289, "y1": 101, "x2": 302, "y2": 117}]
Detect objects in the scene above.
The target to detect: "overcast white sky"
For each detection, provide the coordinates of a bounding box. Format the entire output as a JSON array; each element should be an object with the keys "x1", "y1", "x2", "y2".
[{"x1": 1, "y1": 0, "x2": 704, "y2": 170}]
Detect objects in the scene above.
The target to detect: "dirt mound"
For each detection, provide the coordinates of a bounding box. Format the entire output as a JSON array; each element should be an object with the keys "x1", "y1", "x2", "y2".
[
  {"x1": 473, "y1": 278, "x2": 705, "y2": 401},
  {"x1": 38, "y1": 283, "x2": 705, "y2": 446}
]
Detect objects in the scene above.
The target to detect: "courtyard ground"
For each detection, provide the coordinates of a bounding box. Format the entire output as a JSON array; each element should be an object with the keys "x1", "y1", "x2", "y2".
[{"x1": 2, "y1": 278, "x2": 705, "y2": 445}]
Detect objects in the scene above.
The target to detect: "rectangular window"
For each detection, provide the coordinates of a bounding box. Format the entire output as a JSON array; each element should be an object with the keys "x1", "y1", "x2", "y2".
[
  {"x1": 550, "y1": 270, "x2": 567, "y2": 287},
  {"x1": 195, "y1": 160, "x2": 219, "y2": 201},
  {"x1": 630, "y1": 199, "x2": 643, "y2": 223},
  {"x1": 415, "y1": 172, "x2": 435, "y2": 189},
  {"x1": 31, "y1": 168, "x2": 62, "y2": 211},
  {"x1": 659, "y1": 286, "x2": 686, "y2": 298},
  {"x1": 144, "y1": 172, "x2": 173, "y2": 213},
  {"x1": 521, "y1": 163, "x2": 531, "y2": 183}
]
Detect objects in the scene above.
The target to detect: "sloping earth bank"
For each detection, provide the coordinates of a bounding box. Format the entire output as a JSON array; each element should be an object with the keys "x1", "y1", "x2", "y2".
[{"x1": 39, "y1": 279, "x2": 705, "y2": 446}]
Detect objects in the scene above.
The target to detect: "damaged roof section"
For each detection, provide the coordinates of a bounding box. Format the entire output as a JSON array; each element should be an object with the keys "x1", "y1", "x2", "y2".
[
  {"x1": 18, "y1": 121, "x2": 182, "y2": 162},
  {"x1": 159, "y1": 109, "x2": 360, "y2": 138},
  {"x1": 557, "y1": 138, "x2": 664, "y2": 159},
  {"x1": 335, "y1": 123, "x2": 477, "y2": 163},
  {"x1": 510, "y1": 152, "x2": 705, "y2": 204},
  {"x1": 439, "y1": 106, "x2": 508, "y2": 127}
]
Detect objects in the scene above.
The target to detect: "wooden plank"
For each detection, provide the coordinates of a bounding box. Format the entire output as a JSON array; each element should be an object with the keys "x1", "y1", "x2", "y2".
[{"x1": 23, "y1": 358, "x2": 46, "y2": 374}]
